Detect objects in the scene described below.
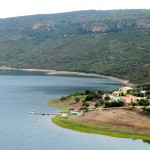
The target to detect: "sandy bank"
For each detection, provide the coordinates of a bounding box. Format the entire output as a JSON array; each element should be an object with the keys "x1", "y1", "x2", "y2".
[{"x1": 0, "y1": 66, "x2": 134, "y2": 87}]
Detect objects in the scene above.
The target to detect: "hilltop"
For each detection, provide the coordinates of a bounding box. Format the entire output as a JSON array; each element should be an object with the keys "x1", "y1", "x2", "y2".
[{"x1": 0, "y1": 9, "x2": 150, "y2": 83}]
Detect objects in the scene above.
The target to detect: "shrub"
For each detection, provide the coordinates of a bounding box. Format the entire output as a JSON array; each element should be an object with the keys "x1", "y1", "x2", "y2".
[
  {"x1": 132, "y1": 103, "x2": 138, "y2": 106},
  {"x1": 143, "y1": 107, "x2": 150, "y2": 113},
  {"x1": 146, "y1": 90, "x2": 150, "y2": 95},
  {"x1": 70, "y1": 92, "x2": 85, "y2": 96},
  {"x1": 83, "y1": 102, "x2": 90, "y2": 107},
  {"x1": 105, "y1": 100, "x2": 125, "y2": 107},
  {"x1": 100, "y1": 100, "x2": 105, "y2": 106},
  {"x1": 105, "y1": 102, "x2": 112, "y2": 107},
  {"x1": 117, "y1": 101, "x2": 125, "y2": 107},
  {"x1": 80, "y1": 107, "x2": 89, "y2": 112},
  {"x1": 146, "y1": 95, "x2": 150, "y2": 99},
  {"x1": 74, "y1": 97, "x2": 80, "y2": 103},
  {"x1": 80, "y1": 92, "x2": 85, "y2": 95}
]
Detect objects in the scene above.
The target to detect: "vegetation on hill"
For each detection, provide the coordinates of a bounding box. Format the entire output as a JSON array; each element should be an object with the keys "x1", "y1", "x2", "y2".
[{"x1": 0, "y1": 10, "x2": 150, "y2": 83}]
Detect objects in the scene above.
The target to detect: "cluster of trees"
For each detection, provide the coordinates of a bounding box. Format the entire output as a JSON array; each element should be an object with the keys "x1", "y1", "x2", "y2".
[
  {"x1": 84, "y1": 90, "x2": 103, "y2": 101},
  {"x1": 79, "y1": 90, "x2": 104, "y2": 108},
  {"x1": 58, "y1": 84, "x2": 150, "y2": 119},
  {"x1": 60, "y1": 90, "x2": 105, "y2": 108},
  {"x1": 137, "y1": 84, "x2": 150, "y2": 91},
  {"x1": 60, "y1": 84, "x2": 150, "y2": 109},
  {"x1": 139, "y1": 99, "x2": 150, "y2": 106},
  {"x1": 131, "y1": 84, "x2": 150, "y2": 99},
  {"x1": 105, "y1": 101, "x2": 125, "y2": 108},
  {"x1": 81, "y1": 90, "x2": 126, "y2": 108}
]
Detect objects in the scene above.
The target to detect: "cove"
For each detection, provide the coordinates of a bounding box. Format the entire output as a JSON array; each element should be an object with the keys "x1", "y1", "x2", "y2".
[{"x1": 0, "y1": 71, "x2": 149, "y2": 150}]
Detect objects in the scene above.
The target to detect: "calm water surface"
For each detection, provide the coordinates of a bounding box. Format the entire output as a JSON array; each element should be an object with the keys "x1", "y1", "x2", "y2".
[{"x1": 0, "y1": 71, "x2": 149, "y2": 150}]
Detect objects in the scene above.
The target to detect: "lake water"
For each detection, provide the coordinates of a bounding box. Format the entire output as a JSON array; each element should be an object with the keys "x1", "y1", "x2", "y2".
[{"x1": 0, "y1": 71, "x2": 149, "y2": 150}]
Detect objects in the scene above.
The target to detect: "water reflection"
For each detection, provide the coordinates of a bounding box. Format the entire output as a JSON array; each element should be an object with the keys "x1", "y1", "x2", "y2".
[{"x1": 143, "y1": 140, "x2": 150, "y2": 145}]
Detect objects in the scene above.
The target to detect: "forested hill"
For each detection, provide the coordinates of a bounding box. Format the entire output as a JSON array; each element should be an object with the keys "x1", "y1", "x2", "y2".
[{"x1": 0, "y1": 9, "x2": 150, "y2": 83}]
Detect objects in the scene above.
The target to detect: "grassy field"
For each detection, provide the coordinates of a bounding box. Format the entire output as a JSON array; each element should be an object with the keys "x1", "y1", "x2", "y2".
[
  {"x1": 48, "y1": 99, "x2": 150, "y2": 141},
  {"x1": 48, "y1": 99, "x2": 69, "y2": 112}
]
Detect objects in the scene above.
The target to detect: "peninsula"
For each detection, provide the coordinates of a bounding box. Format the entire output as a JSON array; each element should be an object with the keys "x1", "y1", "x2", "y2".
[{"x1": 49, "y1": 84, "x2": 150, "y2": 141}]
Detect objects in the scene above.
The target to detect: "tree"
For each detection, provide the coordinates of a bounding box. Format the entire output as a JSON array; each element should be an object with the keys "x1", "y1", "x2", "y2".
[
  {"x1": 60, "y1": 96, "x2": 67, "y2": 100},
  {"x1": 137, "y1": 93, "x2": 145, "y2": 97},
  {"x1": 105, "y1": 96, "x2": 110, "y2": 101},
  {"x1": 95, "y1": 93, "x2": 102, "y2": 99},
  {"x1": 95, "y1": 102, "x2": 100, "y2": 108},
  {"x1": 85, "y1": 90, "x2": 93, "y2": 95},
  {"x1": 85, "y1": 95, "x2": 94, "y2": 101},
  {"x1": 98, "y1": 90, "x2": 105, "y2": 95},
  {"x1": 117, "y1": 101, "x2": 125, "y2": 107}
]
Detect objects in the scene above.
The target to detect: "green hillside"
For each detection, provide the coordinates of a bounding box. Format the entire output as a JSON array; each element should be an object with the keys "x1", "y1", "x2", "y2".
[{"x1": 0, "y1": 10, "x2": 150, "y2": 83}]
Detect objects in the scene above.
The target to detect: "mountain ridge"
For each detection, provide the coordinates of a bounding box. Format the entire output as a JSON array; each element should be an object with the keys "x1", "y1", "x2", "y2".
[{"x1": 0, "y1": 9, "x2": 150, "y2": 83}]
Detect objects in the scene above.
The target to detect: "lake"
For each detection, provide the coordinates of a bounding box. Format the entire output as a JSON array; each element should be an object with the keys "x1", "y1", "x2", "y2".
[{"x1": 0, "y1": 71, "x2": 149, "y2": 150}]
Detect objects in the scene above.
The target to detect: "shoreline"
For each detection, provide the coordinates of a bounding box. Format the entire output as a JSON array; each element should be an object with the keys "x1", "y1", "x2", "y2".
[{"x1": 0, "y1": 66, "x2": 134, "y2": 87}]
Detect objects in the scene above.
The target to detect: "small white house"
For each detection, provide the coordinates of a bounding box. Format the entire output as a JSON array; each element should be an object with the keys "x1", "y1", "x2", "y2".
[{"x1": 61, "y1": 113, "x2": 68, "y2": 117}]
